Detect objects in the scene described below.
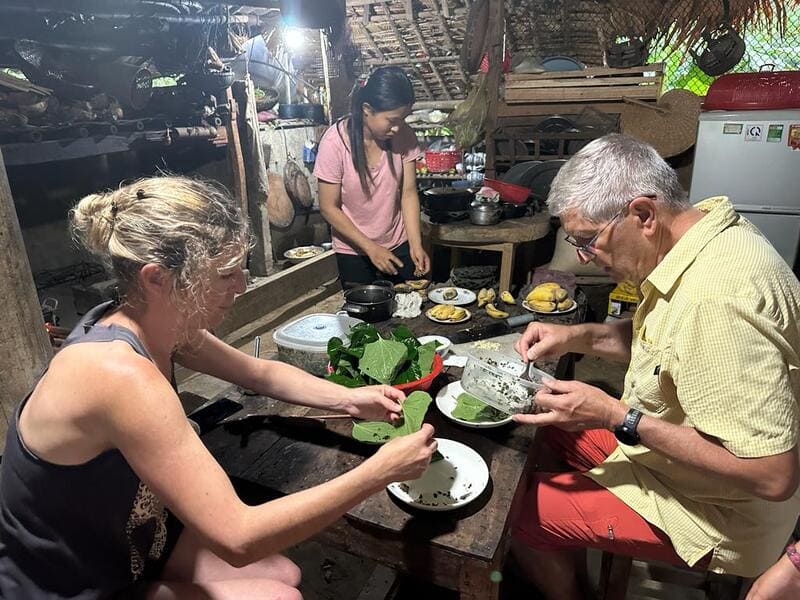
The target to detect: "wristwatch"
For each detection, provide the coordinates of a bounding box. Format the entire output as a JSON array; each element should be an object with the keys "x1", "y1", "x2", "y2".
[{"x1": 613, "y1": 408, "x2": 643, "y2": 445}]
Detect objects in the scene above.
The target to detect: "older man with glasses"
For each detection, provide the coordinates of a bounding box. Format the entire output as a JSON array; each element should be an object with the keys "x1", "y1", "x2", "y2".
[{"x1": 509, "y1": 133, "x2": 800, "y2": 599}]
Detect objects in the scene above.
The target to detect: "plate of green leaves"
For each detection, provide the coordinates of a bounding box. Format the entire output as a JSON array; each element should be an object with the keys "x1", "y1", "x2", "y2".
[
  {"x1": 435, "y1": 381, "x2": 513, "y2": 428},
  {"x1": 386, "y1": 438, "x2": 489, "y2": 511}
]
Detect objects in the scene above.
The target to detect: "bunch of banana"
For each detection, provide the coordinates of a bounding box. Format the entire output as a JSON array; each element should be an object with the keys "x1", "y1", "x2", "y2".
[
  {"x1": 500, "y1": 290, "x2": 515, "y2": 305},
  {"x1": 477, "y1": 288, "x2": 496, "y2": 307},
  {"x1": 485, "y1": 303, "x2": 509, "y2": 319},
  {"x1": 428, "y1": 303, "x2": 467, "y2": 321},
  {"x1": 525, "y1": 282, "x2": 574, "y2": 312}
]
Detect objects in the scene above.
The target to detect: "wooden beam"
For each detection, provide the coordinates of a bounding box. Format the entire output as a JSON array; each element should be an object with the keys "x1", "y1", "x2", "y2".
[
  {"x1": 0, "y1": 148, "x2": 52, "y2": 453},
  {"x1": 484, "y1": 0, "x2": 505, "y2": 178},
  {"x1": 379, "y1": 2, "x2": 435, "y2": 100},
  {"x1": 215, "y1": 250, "x2": 338, "y2": 339},
  {"x1": 429, "y1": 0, "x2": 468, "y2": 84},
  {"x1": 357, "y1": 19, "x2": 386, "y2": 61},
  {"x1": 404, "y1": 6, "x2": 453, "y2": 100},
  {"x1": 364, "y1": 55, "x2": 458, "y2": 66},
  {"x1": 225, "y1": 86, "x2": 248, "y2": 267},
  {"x1": 232, "y1": 77, "x2": 274, "y2": 276}
]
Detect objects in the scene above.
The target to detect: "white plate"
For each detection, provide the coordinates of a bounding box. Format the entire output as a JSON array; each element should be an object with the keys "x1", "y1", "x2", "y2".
[
  {"x1": 417, "y1": 335, "x2": 452, "y2": 356},
  {"x1": 284, "y1": 245, "x2": 324, "y2": 263},
  {"x1": 428, "y1": 287, "x2": 476, "y2": 306},
  {"x1": 426, "y1": 307, "x2": 471, "y2": 324},
  {"x1": 435, "y1": 381, "x2": 513, "y2": 428},
  {"x1": 387, "y1": 438, "x2": 489, "y2": 511},
  {"x1": 522, "y1": 299, "x2": 577, "y2": 315}
]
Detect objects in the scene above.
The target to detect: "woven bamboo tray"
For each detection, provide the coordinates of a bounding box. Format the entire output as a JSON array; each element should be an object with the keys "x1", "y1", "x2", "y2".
[{"x1": 504, "y1": 63, "x2": 663, "y2": 104}]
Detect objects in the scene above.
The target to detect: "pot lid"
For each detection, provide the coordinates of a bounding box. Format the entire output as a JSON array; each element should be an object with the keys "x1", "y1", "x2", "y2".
[{"x1": 273, "y1": 312, "x2": 363, "y2": 351}]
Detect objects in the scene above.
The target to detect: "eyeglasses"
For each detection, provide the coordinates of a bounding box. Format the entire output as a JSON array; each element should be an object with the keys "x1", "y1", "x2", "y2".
[{"x1": 564, "y1": 197, "x2": 646, "y2": 261}]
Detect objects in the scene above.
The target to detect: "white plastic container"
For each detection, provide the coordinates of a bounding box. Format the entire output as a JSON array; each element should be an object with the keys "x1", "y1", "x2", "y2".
[
  {"x1": 460, "y1": 350, "x2": 550, "y2": 414},
  {"x1": 273, "y1": 312, "x2": 363, "y2": 376}
]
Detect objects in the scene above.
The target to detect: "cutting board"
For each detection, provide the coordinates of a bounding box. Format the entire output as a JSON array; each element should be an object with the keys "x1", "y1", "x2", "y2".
[{"x1": 450, "y1": 332, "x2": 559, "y2": 374}]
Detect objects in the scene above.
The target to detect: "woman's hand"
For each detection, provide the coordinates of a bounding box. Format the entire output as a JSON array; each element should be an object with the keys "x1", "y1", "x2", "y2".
[
  {"x1": 344, "y1": 385, "x2": 404, "y2": 422},
  {"x1": 367, "y1": 244, "x2": 404, "y2": 275},
  {"x1": 512, "y1": 378, "x2": 624, "y2": 431},
  {"x1": 409, "y1": 245, "x2": 430, "y2": 276},
  {"x1": 747, "y1": 552, "x2": 800, "y2": 600},
  {"x1": 370, "y1": 424, "x2": 437, "y2": 483}
]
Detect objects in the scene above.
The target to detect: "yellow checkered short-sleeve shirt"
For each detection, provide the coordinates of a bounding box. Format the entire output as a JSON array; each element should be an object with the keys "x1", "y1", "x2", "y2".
[{"x1": 586, "y1": 197, "x2": 800, "y2": 577}]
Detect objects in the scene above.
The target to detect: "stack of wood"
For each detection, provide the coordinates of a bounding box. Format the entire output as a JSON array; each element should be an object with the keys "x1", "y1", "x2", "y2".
[{"x1": 503, "y1": 63, "x2": 663, "y2": 105}]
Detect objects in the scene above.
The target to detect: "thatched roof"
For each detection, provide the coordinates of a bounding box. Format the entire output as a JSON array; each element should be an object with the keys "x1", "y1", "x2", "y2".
[{"x1": 292, "y1": 0, "x2": 800, "y2": 103}]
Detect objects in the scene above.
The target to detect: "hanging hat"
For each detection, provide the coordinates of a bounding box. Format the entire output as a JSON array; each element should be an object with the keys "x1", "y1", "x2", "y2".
[{"x1": 620, "y1": 89, "x2": 703, "y2": 157}]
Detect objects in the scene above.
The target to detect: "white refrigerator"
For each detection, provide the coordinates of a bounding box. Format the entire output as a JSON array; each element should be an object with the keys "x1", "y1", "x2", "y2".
[{"x1": 689, "y1": 109, "x2": 800, "y2": 273}]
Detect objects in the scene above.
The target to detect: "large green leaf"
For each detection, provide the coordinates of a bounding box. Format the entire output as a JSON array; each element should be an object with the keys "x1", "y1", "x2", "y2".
[
  {"x1": 396, "y1": 391, "x2": 433, "y2": 435},
  {"x1": 451, "y1": 392, "x2": 507, "y2": 422},
  {"x1": 416, "y1": 342, "x2": 437, "y2": 377},
  {"x1": 352, "y1": 420, "x2": 398, "y2": 444},
  {"x1": 359, "y1": 337, "x2": 408, "y2": 384}
]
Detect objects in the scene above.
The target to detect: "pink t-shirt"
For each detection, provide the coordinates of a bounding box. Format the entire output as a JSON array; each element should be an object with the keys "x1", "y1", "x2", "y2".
[{"x1": 313, "y1": 121, "x2": 421, "y2": 255}]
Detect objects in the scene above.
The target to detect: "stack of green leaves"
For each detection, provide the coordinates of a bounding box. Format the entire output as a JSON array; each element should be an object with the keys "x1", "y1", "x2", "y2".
[
  {"x1": 451, "y1": 392, "x2": 508, "y2": 423},
  {"x1": 326, "y1": 323, "x2": 438, "y2": 388}
]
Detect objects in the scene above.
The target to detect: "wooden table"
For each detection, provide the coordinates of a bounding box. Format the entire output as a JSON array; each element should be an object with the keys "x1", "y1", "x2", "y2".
[
  {"x1": 201, "y1": 304, "x2": 585, "y2": 600},
  {"x1": 421, "y1": 213, "x2": 551, "y2": 292}
]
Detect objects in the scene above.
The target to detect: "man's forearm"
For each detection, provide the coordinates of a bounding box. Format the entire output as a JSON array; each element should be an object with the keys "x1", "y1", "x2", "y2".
[
  {"x1": 610, "y1": 401, "x2": 800, "y2": 501},
  {"x1": 570, "y1": 319, "x2": 632, "y2": 362}
]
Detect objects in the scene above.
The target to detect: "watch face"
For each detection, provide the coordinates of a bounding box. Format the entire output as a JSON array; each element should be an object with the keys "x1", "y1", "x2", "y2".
[{"x1": 614, "y1": 426, "x2": 640, "y2": 446}]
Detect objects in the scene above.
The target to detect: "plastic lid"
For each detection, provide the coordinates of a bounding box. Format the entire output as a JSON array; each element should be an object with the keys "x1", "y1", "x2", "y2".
[{"x1": 273, "y1": 312, "x2": 363, "y2": 352}]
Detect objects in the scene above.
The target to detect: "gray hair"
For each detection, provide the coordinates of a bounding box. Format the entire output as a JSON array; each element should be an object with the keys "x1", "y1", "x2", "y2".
[{"x1": 546, "y1": 133, "x2": 690, "y2": 222}]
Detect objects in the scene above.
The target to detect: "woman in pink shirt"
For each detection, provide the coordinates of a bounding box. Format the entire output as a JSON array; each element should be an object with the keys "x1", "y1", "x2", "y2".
[{"x1": 314, "y1": 67, "x2": 430, "y2": 287}]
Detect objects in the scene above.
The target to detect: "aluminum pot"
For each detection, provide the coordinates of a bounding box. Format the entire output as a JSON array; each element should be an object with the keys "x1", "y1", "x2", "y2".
[
  {"x1": 342, "y1": 285, "x2": 395, "y2": 323},
  {"x1": 469, "y1": 200, "x2": 502, "y2": 225}
]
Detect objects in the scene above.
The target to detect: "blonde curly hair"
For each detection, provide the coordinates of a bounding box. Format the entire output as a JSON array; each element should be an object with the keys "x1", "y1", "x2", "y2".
[{"x1": 70, "y1": 175, "x2": 250, "y2": 316}]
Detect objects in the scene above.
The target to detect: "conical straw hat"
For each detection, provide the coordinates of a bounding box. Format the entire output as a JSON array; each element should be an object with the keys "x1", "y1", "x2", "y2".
[{"x1": 621, "y1": 89, "x2": 703, "y2": 157}]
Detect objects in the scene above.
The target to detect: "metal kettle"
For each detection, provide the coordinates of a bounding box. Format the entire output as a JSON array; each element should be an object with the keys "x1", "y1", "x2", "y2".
[{"x1": 469, "y1": 199, "x2": 502, "y2": 226}]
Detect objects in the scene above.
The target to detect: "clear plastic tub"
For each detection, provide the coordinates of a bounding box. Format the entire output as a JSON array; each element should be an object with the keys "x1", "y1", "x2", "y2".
[
  {"x1": 460, "y1": 350, "x2": 550, "y2": 414},
  {"x1": 273, "y1": 312, "x2": 362, "y2": 376}
]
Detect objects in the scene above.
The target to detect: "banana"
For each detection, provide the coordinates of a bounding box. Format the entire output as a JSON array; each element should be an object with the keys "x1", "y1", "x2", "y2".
[
  {"x1": 526, "y1": 287, "x2": 558, "y2": 303},
  {"x1": 500, "y1": 290, "x2": 516, "y2": 305},
  {"x1": 485, "y1": 303, "x2": 509, "y2": 319},
  {"x1": 557, "y1": 298, "x2": 574, "y2": 311},
  {"x1": 430, "y1": 304, "x2": 455, "y2": 320},
  {"x1": 554, "y1": 288, "x2": 568, "y2": 302},
  {"x1": 529, "y1": 300, "x2": 557, "y2": 312},
  {"x1": 477, "y1": 288, "x2": 489, "y2": 307},
  {"x1": 449, "y1": 307, "x2": 467, "y2": 321},
  {"x1": 478, "y1": 288, "x2": 496, "y2": 307},
  {"x1": 535, "y1": 282, "x2": 561, "y2": 290}
]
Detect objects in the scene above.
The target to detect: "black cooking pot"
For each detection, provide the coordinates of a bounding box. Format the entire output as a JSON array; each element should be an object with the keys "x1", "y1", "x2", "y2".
[
  {"x1": 342, "y1": 285, "x2": 395, "y2": 323},
  {"x1": 422, "y1": 186, "x2": 474, "y2": 212}
]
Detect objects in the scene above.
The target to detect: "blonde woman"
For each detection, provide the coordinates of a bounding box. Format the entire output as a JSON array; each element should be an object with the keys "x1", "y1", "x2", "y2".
[{"x1": 0, "y1": 176, "x2": 436, "y2": 599}]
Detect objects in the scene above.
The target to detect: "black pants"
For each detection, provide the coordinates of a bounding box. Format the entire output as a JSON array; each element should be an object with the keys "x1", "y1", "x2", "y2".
[{"x1": 336, "y1": 241, "x2": 417, "y2": 288}]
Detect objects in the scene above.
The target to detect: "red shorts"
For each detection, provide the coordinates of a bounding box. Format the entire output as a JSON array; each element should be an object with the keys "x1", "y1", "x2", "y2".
[{"x1": 513, "y1": 427, "x2": 708, "y2": 567}]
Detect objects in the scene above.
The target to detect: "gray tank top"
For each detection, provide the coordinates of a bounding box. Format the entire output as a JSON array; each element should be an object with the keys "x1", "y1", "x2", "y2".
[{"x1": 0, "y1": 301, "x2": 182, "y2": 598}]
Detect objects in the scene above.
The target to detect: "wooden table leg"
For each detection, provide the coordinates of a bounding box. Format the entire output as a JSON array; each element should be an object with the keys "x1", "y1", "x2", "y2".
[
  {"x1": 498, "y1": 243, "x2": 515, "y2": 292},
  {"x1": 459, "y1": 564, "x2": 500, "y2": 600}
]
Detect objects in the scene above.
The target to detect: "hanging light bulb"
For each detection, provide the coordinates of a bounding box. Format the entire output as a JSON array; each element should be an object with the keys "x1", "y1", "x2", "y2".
[{"x1": 284, "y1": 26, "x2": 305, "y2": 51}]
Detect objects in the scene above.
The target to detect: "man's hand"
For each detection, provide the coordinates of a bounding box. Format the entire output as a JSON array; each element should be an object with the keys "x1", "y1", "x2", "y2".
[
  {"x1": 513, "y1": 378, "x2": 625, "y2": 431},
  {"x1": 367, "y1": 245, "x2": 404, "y2": 275},
  {"x1": 344, "y1": 385, "x2": 404, "y2": 422},
  {"x1": 514, "y1": 322, "x2": 576, "y2": 362},
  {"x1": 746, "y1": 551, "x2": 800, "y2": 600},
  {"x1": 409, "y1": 245, "x2": 430, "y2": 276}
]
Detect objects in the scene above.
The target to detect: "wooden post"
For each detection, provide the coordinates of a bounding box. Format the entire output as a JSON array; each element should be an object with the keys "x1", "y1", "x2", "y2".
[
  {"x1": 484, "y1": 0, "x2": 505, "y2": 179},
  {"x1": 0, "y1": 150, "x2": 51, "y2": 452},
  {"x1": 232, "y1": 77, "x2": 274, "y2": 276}
]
